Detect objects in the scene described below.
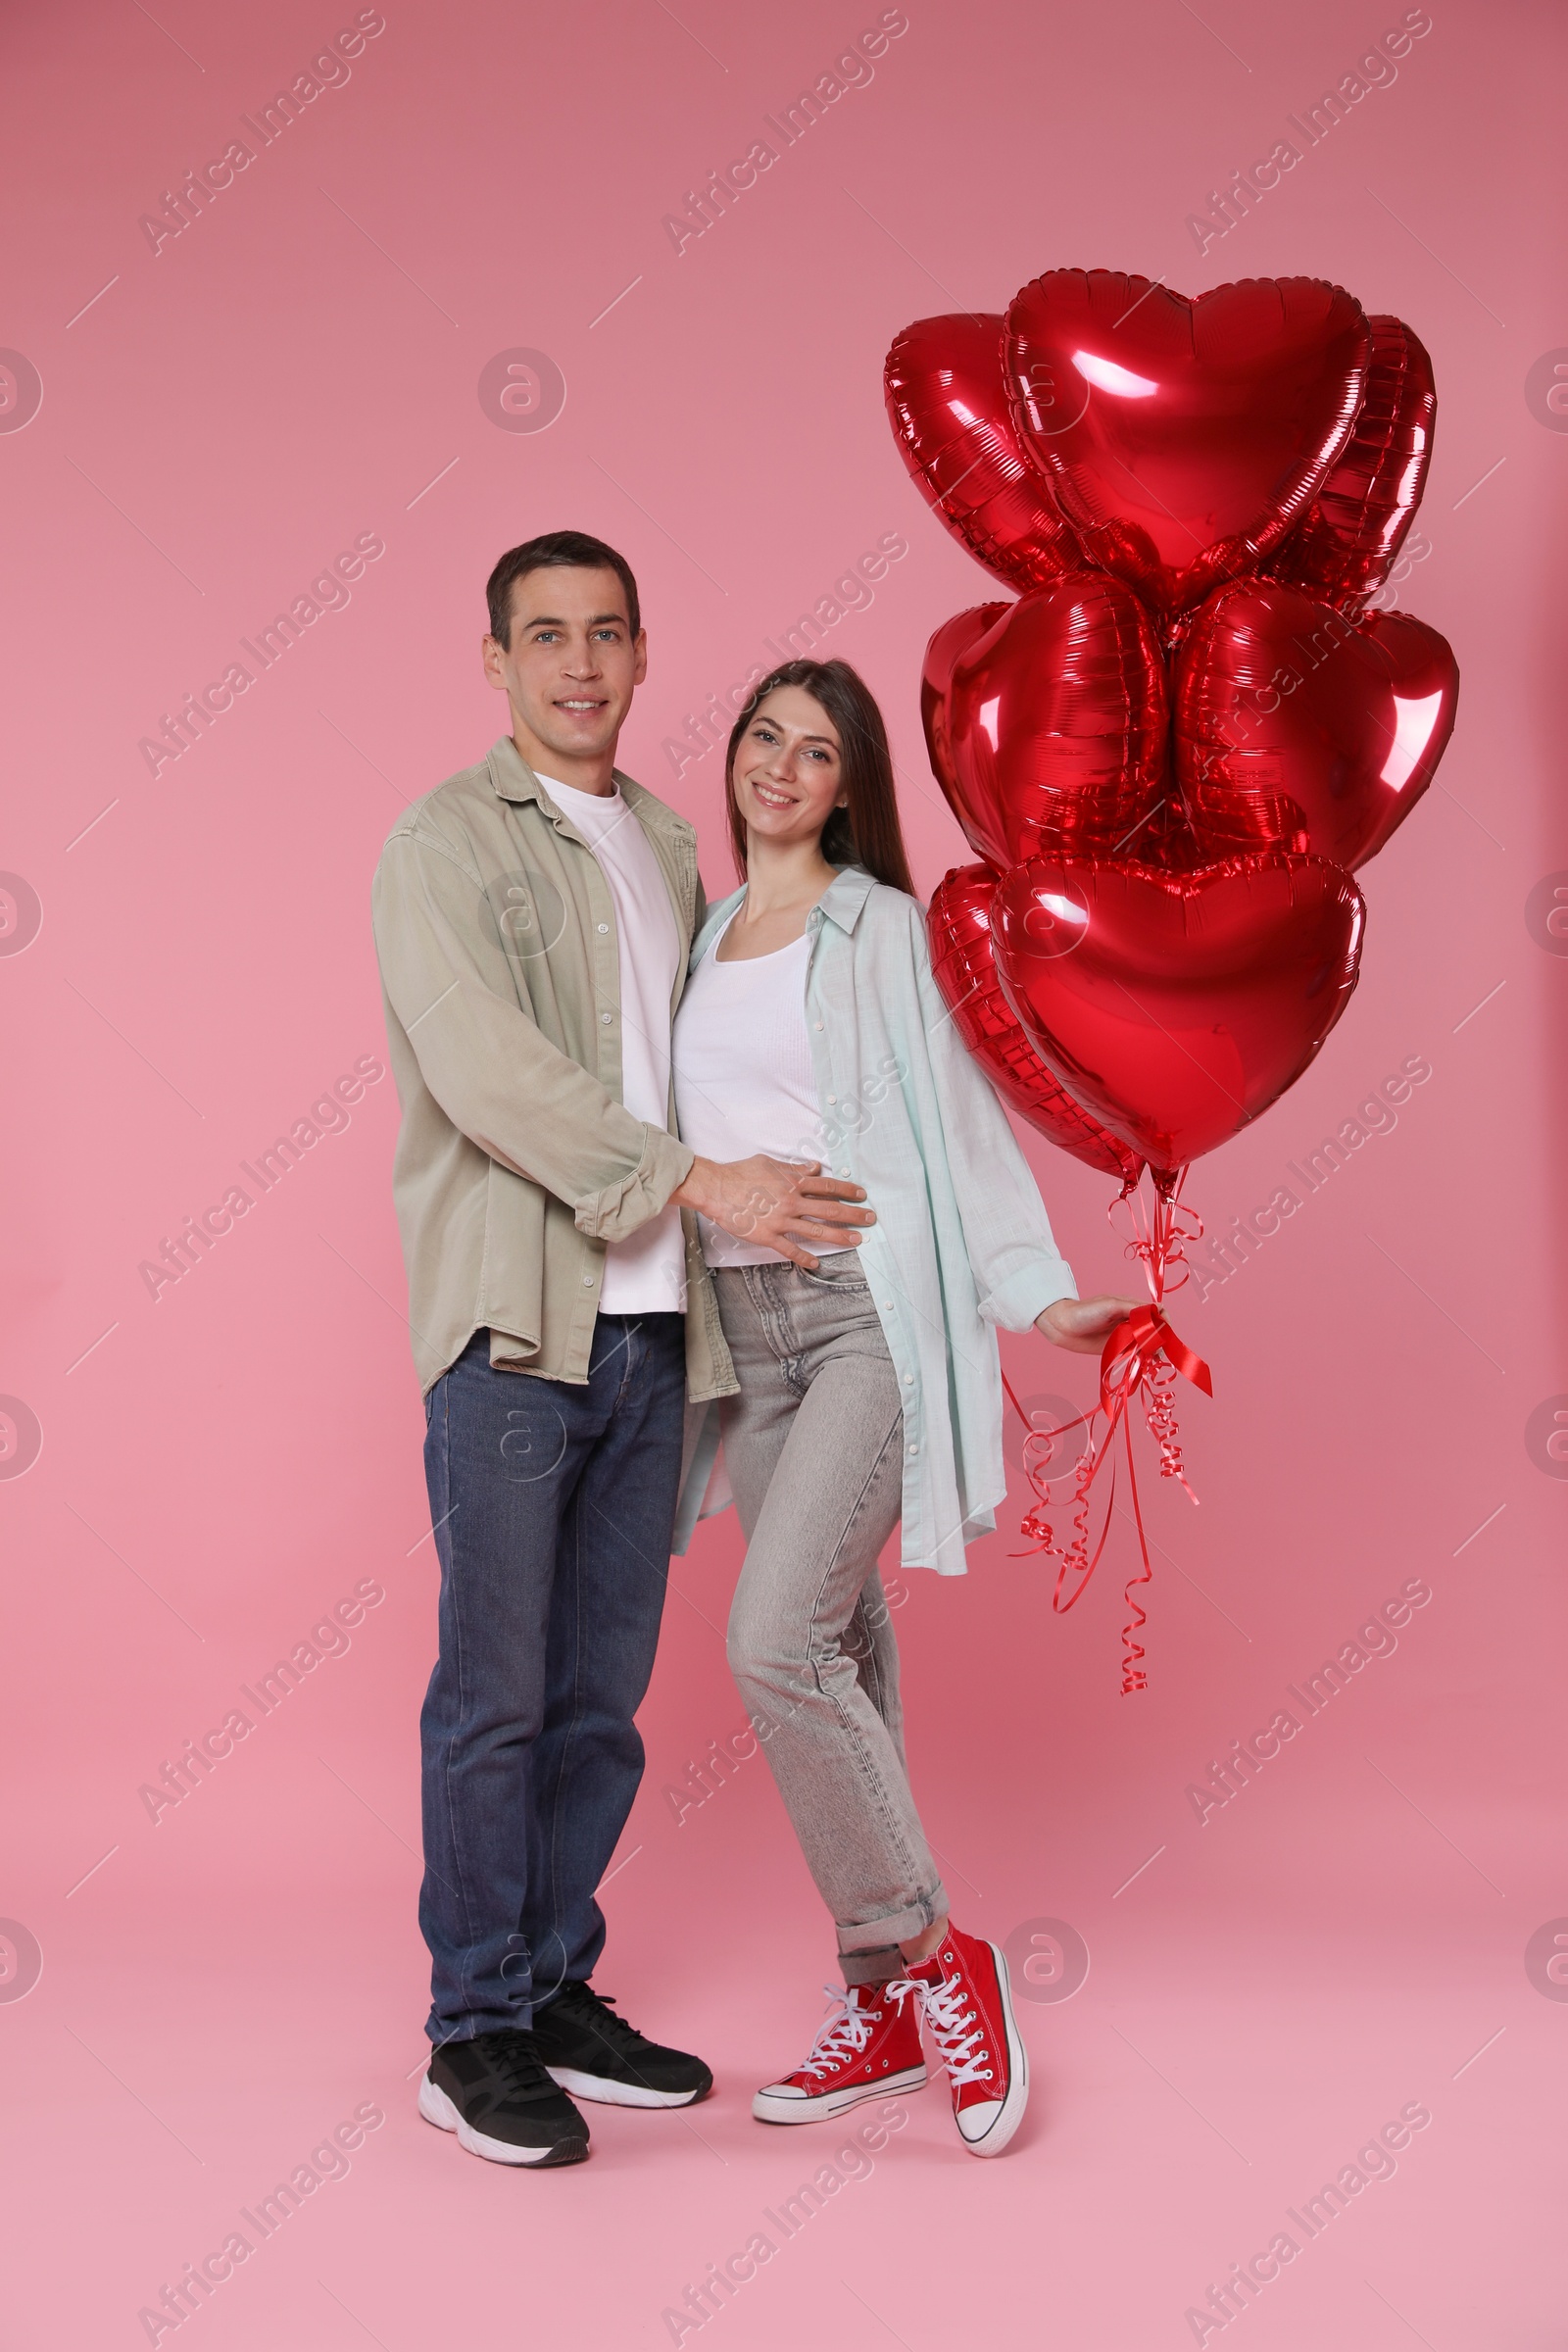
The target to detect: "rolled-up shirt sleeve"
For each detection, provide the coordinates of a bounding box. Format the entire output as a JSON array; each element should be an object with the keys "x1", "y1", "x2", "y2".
[
  {"x1": 911, "y1": 907, "x2": 1078, "y2": 1329},
  {"x1": 372, "y1": 827, "x2": 693, "y2": 1239}
]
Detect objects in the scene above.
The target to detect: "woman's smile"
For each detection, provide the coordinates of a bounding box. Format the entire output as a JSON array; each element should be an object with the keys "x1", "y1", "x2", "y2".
[{"x1": 748, "y1": 775, "x2": 798, "y2": 809}]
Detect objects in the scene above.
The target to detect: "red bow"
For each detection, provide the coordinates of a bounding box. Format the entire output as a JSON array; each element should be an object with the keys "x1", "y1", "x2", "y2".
[{"x1": 1004, "y1": 1305, "x2": 1212, "y2": 1692}]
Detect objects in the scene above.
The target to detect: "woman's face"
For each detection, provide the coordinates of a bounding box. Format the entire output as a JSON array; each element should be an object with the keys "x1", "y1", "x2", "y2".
[{"x1": 730, "y1": 688, "x2": 845, "y2": 854}]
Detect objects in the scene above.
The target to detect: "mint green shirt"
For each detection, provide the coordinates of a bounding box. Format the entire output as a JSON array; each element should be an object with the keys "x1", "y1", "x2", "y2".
[{"x1": 676, "y1": 866, "x2": 1077, "y2": 1575}]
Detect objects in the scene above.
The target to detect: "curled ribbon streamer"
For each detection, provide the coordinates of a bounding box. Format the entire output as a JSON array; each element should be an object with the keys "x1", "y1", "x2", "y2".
[
  {"x1": 1113, "y1": 1163, "x2": 1204, "y2": 1306},
  {"x1": 1004, "y1": 1298, "x2": 1212, "y2": 1694}
]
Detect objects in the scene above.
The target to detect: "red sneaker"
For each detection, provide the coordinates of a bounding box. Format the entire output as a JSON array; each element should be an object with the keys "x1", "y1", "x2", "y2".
[
  {"x1": 753, "y1": 1983, "x2": 927, "y2": 2125},
  {"x1": 899, "y1": 1924, "x2": 1028, "y2": 2156}
]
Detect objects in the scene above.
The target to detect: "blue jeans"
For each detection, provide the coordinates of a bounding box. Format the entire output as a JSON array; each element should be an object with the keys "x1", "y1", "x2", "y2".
[{"x1": 419, "y1": 1317, "x2": 687, "y2": 2043}]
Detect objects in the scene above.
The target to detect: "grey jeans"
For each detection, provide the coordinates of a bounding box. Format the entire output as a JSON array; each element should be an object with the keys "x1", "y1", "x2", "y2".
[{"x1": 712, "y1": 1253, "x2": 949, "y2": 1984}]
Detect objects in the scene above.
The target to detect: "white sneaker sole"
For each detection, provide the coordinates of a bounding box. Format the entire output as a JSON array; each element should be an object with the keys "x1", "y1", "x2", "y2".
[
  {"x1": 417, "y1": 2073, "x2": 586, "y2": 2165},
  {"x1": 753, "y1": 2064, "x2": 928, "y2": 2126},
  {"x1": 545, "y1": 2064, "x2": 710, "y2": 2109},
  {"x1": 956, "y1": 1943, "x2": 1029, "y2": 2157}
]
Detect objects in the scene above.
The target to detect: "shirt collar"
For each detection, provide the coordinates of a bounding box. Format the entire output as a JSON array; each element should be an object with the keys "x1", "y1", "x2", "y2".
[
  {"x1": 689, "y1": 866, "x2": 877, "y2": 970},
  {"x1": 484, "y1": 736, "x2": 680, "y2": 836},
  {"x1": 486, "y1": 735, "x2": 550, "y2": 805},
  {"x1": 810, "y1": 865, "x2": 878, "y2": 934}
]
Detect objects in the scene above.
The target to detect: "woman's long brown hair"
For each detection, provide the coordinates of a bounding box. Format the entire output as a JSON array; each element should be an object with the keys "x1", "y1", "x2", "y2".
[{"x1": 723, "y1": 659, "x2": 916, "y2": 898}]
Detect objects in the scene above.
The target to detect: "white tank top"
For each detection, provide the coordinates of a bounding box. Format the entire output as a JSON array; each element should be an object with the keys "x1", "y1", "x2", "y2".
[{"x1": 672, "y1": 915, "x2": 823, "y2": 1268}]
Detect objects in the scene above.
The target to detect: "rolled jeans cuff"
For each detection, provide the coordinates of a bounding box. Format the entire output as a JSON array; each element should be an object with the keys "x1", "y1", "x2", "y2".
[{"x1": 836, "y1": 1879, "x2": 949, "y2": 1984}]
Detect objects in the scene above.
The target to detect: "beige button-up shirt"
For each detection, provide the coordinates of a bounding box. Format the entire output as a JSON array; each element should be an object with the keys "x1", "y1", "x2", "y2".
[{"x1": 371, "y1": 735, "x2": 737, "y2": 1401}]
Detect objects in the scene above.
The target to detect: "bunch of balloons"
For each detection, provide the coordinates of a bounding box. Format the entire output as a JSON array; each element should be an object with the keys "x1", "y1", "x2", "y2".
[
  {"x1": 885, "y1": 271, "x2": 1457, "y2": 1686},
  {"x1": 887, "y1": 269, "x2": 1456, "y2": 1222}
]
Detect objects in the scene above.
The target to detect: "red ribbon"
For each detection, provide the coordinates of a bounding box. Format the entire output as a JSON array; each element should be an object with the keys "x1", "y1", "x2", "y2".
[{"x1": 1004, "y1": 1304, "x2": 1212, "y2": 1694}]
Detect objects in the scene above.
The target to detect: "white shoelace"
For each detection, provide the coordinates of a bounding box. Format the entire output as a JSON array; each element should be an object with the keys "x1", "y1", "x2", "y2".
[
  {"x1": 891, "y1": 1969, "x2": 994, "y2": 2089},
  {"x1": 795, "y1": 1985, "x2": 881, "y2": 2080}
]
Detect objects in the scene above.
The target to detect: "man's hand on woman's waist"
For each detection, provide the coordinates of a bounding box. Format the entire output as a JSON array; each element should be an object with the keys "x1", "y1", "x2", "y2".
[{"x1": 672, "y1": 1155, "x2": 875, "y2": 1272}]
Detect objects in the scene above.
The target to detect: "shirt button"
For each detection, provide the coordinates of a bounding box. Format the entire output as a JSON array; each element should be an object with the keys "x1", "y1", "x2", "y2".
[
  {"x1": 600, "y1": 1011, "x2": 612, "y2": 1024},
  {"x1": 826, "y1": 1095, "x2": 837, "y2": 1105},
  {"x1": 582, "y1": 1275, "x2": 594, "y2": 1287},
  {"x1": 883, "y1": 1300, "x2": 894, "y2": 1310},
  {"x1": 903, "y1": 1374, "x2": 914, "y2": 1385},
  {"x1": 598, "y1": 922, "x2": 610, "y2": 934},
  {"x1": 906, "y1": 1444, "x2": 919, "y2": 1457},
  {"x1": 814, "y1": 1021, "x2": 824, "y2": 1032}
]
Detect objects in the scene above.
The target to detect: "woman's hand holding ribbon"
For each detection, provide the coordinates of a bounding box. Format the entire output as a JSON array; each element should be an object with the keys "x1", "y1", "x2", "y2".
[{"x1": 1035, "y1": 1294, "x2": 1145, "y2": 1353}]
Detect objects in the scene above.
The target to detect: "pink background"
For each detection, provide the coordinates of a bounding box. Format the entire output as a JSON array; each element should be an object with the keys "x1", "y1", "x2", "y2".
[{"x1": 3, "y1": 1, "x2": 1565, "y2": 2344}]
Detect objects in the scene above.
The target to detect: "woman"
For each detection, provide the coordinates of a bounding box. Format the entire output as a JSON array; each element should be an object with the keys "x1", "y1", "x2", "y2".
[{"x1": 671, "y1": 659, "x2": 1139, "y2": 2158}]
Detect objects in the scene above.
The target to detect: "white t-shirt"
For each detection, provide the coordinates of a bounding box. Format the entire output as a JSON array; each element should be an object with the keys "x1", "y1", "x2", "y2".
[
  {"x1": 537, "y1": 775, "x2": 686, "y2": 1314},
  {"x1": 672, "y1": 914, "x2": 824, "y2": 1268}
]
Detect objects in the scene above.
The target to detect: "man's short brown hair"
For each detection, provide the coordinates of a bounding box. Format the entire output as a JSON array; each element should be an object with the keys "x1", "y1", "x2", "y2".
[{"x1": 485, "y1": 530, "x2": 641, "y2": 648}]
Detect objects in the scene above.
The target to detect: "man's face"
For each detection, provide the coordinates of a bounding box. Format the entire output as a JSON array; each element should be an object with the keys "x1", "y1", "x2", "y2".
[{"x1": 482, "y1": 564, "x2": 646, "y2": 771}]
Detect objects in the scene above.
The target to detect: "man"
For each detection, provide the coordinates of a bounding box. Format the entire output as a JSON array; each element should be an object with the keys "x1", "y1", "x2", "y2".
[{"x1": 371, "y1": 530, "x2": 871, "y2": 2169}]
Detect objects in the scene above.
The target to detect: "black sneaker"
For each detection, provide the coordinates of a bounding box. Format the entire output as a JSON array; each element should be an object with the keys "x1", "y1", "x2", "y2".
[
  {"x1": 418, "y1": 2028, "x2": 590, "y2": 2166},
  {"x1": 531, "y1": 1981, "x2": 712, "y2": 2108}
]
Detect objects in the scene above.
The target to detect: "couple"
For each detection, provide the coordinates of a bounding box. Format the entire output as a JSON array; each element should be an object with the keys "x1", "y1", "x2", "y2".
[{"x1": 370, "y1": 528, "x2": 1136, "y2": 2171}]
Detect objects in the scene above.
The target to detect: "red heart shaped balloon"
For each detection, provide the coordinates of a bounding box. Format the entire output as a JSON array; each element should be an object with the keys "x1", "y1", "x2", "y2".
[
  {"x1": 928, "y1": 573, "x2": 1168, "y2": 868},
  {"x1": 990, "y1": 854, "x2": 1365, "y2": 1173},
  {"x1": 1267, "y1": 316, "x2": 1436, "y2": 612},
  {"x1": 1174, "y1": 579, "x2": 1458, "y2": 869},
  {"x1": 928, "y1": 863, "x2": 1143, "y2": 1183},
  {"x1": 1004, "y1": 270, "x2": 1370, "y2": 614},
  {"x1": 922, "y1": 603, "x2": 1010, "y2": 864},
  {"x1": 884, "y1": 314, "x2": 1084, "y2": 594}
]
